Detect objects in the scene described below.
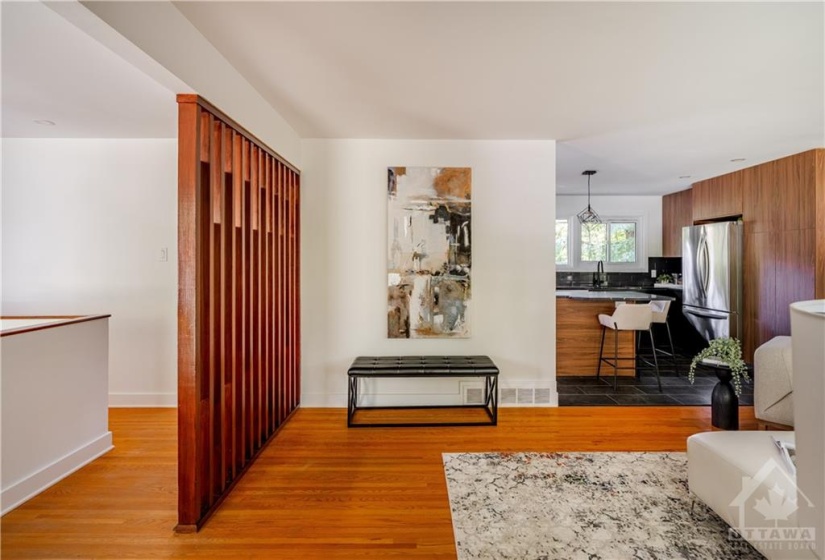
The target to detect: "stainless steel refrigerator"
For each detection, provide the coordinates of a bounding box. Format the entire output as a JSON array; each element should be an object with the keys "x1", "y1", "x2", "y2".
[{"x1": 681, "y1": 221, "x2": 743, "y2": 341}]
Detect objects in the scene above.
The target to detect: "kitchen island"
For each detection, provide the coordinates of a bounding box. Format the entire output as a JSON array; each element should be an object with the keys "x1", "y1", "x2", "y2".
[{"x1": 556, "y1": 290, "x2": 676, "y2": 377}]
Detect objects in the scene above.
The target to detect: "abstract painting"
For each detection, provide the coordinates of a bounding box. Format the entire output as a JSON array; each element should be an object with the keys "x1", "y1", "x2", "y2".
[{"x1": 387, "y1": 167, "x2": 471, "y2": 338}]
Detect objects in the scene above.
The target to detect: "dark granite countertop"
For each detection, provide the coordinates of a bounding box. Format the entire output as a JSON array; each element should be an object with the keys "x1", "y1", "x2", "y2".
[{"x1": 555, "y1": 290, "x2": 676, "y2": 302}]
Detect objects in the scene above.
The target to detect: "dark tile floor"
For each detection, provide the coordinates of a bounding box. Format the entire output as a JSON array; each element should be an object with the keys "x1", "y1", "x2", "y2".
[{"x1": 558, "y1": 357, "x2": 755, "y2": 407}]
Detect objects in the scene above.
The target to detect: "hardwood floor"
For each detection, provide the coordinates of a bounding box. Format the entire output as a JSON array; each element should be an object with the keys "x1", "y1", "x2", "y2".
[{"x1": 1, "y1": 407, "x2": 756, "y2": 559}]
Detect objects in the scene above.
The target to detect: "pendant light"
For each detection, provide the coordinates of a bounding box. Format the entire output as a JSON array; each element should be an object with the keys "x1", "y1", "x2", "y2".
[{"x1": 577, "y1": 170, "x2": 602, "y2": 225}]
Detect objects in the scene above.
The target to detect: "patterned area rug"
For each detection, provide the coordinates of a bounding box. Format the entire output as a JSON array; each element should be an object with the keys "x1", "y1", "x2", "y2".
[{"x1": 443, "y1": 452, "x2": 763, "y2": 560}]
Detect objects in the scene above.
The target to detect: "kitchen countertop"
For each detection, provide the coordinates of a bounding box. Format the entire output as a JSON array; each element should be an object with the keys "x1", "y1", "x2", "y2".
[
  {"x1": 556, "y1": 290, "x2": 676, "y2": 302},
  {"x1": 653, "y1": 283, "x2": 683, "y2": 290}
]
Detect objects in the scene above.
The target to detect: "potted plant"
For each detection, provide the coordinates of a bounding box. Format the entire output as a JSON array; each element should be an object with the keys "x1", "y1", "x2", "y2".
[{"x1": 689, "y1": 337, "x2": 750, "y2": 396}]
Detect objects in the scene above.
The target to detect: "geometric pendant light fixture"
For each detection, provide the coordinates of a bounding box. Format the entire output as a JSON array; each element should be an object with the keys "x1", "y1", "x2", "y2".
[{"x1": 577, "y1": 170, "x2": 603, "y2": 224}]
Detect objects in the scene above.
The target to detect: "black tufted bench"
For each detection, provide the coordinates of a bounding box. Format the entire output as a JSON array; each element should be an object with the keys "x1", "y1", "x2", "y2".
[{"x1": 347, "y1": 356, "x2": 499, "y2": 427}]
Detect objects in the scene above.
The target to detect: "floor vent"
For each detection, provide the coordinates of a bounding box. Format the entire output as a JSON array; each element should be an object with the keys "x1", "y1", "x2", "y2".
[
  {"x1": 464, "y1": 387, "x2": 484, "y2": 405},
  {"x1": 517, "y1": 388, "x2": 534, "y2": 404},
  {"x1": 534, "y1": 388, "x2": 552, "y2": 404},
  {"x1": 500, "y1": 388, "x2": 517, "y2": 405},
  {"x1": 499, "y1": 387, "x2": 553, "y2": 405}
]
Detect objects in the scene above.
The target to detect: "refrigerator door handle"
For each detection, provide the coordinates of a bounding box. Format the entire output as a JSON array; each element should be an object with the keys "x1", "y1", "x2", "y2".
[
  {"x1": 684, "y1": 308, "x2": 728, "y2": 320},
  {"x1": 697, "y1": 235, "x2": 711, "y2": 296}
]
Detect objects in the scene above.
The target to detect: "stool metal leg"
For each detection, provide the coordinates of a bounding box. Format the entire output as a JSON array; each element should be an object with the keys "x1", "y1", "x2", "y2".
[
  {"x1": 613, "y1": 329, "x2": 619, "y2": 391},
  {"x1": 666, "y1": 321, "x2": 680, "y2": 376},
  {"x1": 648, "y1": 328, "x2": 662, "y2": 392},
  {"x1": 597, "y1": 326, "x2": 606, "y2": 381}
]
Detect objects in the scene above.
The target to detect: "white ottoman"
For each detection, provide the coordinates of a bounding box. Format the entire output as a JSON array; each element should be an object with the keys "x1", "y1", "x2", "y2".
[
  {"x1": 687, "y1": 431, "x2": 813, "y2": 560},
  {"x1": 754, "y1": 336, "x2": 794, "y2": 428}
]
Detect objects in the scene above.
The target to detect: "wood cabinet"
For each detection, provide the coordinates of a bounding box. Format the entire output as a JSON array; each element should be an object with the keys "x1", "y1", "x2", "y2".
[
  {"x1": 737, "y1": 149, "x2": 824, "y2": 361},
  {"x1": 662, "y1": 188, "x2": 692, "y2": 257},
  {"x1": 678, "y1": 149, "x2": 825, "y2": 361},
  {"x1": 774, "y1": 228, "x2": 816, "y2": 335},
  {"x1": 692, "y1": 171, "x2": 743, "y2": 222},
  {"x1": 742, "y1": 232, "x2": 775, "y2": 360}
]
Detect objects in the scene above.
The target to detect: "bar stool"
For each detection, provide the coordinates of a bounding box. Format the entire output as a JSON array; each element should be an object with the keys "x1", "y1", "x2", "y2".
[
  {"x1": 597, "y1": 303, "x2": 662, "y2": 392},
  {"x1": 649, "y1": 300, "x2": 680, "y2": 376}
]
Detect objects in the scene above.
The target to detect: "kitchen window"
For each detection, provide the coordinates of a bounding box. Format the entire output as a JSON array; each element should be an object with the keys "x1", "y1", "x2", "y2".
[
  {"x1": 556, "y1": 215, "x2": 643, "y2": 271},
  {"x1": 580, "y1": 221, "x2": 637, "y2": 264}
]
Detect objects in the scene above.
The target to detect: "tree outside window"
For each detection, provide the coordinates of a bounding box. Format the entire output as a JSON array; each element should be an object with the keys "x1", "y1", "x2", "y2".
[
  {"x1": 581, "y1": 221, "x2": 636, "y2": 264},
  {"x1": 581, "y1": 223, "x2": 607, "y2": 262},
  {"x1": 555, "y1": 219, "x2": 569, "y2": 265},
  {"x1": 609, "y1": 222, "x2": 636, "y2": 263}
]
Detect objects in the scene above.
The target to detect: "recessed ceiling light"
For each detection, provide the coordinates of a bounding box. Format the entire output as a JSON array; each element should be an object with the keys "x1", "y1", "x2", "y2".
[
  {"x1": 34, "y1": 119, "x2": 56, "y2": 126},
  {"x1": 679, "y1": 175, "x2": 691, "y2": 179},
  {"x1": 730, "y1": 158, "x2": 746, "y2": 162}
]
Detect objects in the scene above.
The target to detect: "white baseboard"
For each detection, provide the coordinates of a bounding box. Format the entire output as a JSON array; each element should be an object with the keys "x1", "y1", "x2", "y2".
[
  {"x1": 109, "y1": 392, "x2": 177, "y2": 407},
  {"x1": 301, "y1": 392, "x2": 351, "y2": 407},
  {"x1": 1, "y1": 432, "x2": 113, "y2": 515},
  {"x1": 300, "y1": 391, "x2": 560, "y2": 408}
]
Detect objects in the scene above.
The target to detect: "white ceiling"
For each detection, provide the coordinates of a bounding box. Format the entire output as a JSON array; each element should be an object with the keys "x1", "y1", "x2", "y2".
[
  {"x1": 1, "y1": 1, "x2": 176, "y2": 138},
  {"x1": 173, "y1": 1, "x2": 824, "y2": 195},
  {"x1": 2, "y1": 2, "x2": 821, "y2": 195}
]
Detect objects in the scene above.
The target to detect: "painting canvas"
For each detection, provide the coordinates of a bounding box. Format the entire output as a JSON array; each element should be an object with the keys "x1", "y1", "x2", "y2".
[{"x1": 387, "y1": 167, "x2": 471, "y2": 338}]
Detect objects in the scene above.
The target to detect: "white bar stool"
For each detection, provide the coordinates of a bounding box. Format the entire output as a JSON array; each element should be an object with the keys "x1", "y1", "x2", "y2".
[
  {"x1": 597, "y1": 303, "x2": 662, "y2": 392},
  {"x1": 649, "y1": 300, "x2": 680, "y2": 376}
]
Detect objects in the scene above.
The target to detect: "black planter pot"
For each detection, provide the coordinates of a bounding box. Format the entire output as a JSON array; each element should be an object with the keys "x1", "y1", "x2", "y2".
[{"x1": 710, "y1": 366, "x2": 739, "y2": 430}]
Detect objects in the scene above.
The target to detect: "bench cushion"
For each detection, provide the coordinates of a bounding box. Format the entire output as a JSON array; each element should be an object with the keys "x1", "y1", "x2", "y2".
[{"x1": 348, "y1": 355, "x2": 498, "y2": 376}]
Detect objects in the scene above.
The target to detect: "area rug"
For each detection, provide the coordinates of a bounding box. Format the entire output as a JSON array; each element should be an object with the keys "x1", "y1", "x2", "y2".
[{"x1": 443, "y1": 452, "x2": 763, "y2": 560}]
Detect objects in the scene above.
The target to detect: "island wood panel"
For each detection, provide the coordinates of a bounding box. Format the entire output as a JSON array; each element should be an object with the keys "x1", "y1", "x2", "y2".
[
  {"x1": 177, "y1": 94, "x2": 300, "y2": 533},
  {"x1": 662, "y1": 188, "x2": 692, "y2": 257},
  {"x1": 556, "y1": 298, "x2": 636, "y2": 376},
  {"x1": 692, "y1": 171, "x2": 743, "y2": 223}
]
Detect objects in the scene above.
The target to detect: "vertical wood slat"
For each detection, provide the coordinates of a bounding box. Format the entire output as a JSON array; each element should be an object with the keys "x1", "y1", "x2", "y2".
[
  {"x1": 177, "y1": 99, "x2": 202, "y2": 532},
  {"x1": 294, "y1": 173, "x2": 300, "y2": 410},
  {"x1": 279, "y1": 162, "x2": 287, "y2": 425},
  {"x1": 176, "y1": 94, "x2": 300, "y2": 532}
]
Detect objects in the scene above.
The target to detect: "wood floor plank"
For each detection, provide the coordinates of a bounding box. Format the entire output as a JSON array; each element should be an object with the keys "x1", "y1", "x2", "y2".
[{"x1": 1, "y1": 406, "x2": 756, "y2": 559}]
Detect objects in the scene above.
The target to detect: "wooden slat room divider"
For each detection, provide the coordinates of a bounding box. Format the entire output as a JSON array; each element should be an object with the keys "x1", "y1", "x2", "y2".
[{"x1": 176, "y1": 94, "x2": 301, "y2": 532}]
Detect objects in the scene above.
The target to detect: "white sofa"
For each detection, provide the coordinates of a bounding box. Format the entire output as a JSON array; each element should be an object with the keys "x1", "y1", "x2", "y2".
[
  {"x1": 688, "y1": 431, "x2": 816, "y2": 559},
  {"x1": 754, "y1": 336, "x2": 794, "y2": 428}
]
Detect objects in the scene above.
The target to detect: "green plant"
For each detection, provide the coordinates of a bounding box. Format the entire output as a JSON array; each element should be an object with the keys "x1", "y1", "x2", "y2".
[
  {"x1": 689, "y1": 337, "x2": 750, "y2": 396},
  {"x1": 656, "y1": 274, "x2": 673, "y2": 284}
]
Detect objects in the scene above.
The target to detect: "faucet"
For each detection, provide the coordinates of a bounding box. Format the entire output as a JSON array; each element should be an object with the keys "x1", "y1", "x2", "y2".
[{"x1": 593, "y1": 261, "x2": 605, "y2": 288}]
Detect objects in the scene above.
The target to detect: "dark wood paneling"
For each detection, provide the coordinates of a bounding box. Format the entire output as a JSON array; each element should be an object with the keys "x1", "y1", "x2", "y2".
[
  {"x1": 662, "y1": 188, "x2": 692, "y2": 257},
  {"x1": 776, "y1": 150, "x2": 817, "y2": 232},
  {"x1": 774, "y1": 228, "x2": 815, "y2": 335},
  {"x1": 176, "y1": 95, "x2": 300, "y2": 532},
  {"x1": 743, "y1": 164, "x2": 778, "y2": 235},
  {"x1": 742, "y1": 232, "x2": 775, "y2": 361},
  {"x1": 692, "y1": 171, "x2": 743, "y2": 223},
  {"x1": 815, "y1": 149, "x2": 825, "y2": 299}
]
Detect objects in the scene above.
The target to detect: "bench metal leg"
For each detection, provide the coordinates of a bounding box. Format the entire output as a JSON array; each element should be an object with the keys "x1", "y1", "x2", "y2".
[{"x1": 347, "y1": 376, "x2": 358, "y2": 427}]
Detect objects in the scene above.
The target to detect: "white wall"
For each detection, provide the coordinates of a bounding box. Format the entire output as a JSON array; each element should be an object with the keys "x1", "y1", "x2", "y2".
[
  {"x1": 301, "y1": 139, "x2": 557, "y2": 407},
  {"x1": 2, "y1": 318, "x2": 113, "y2": 513},
  {"x1": 556, "y1": 195, "x2": 663, "y2": 271},
  {"x1": 1, "y1": 139, "x2": 177, "y2": 406},
  {"x1": 69, "y1": 1, "x2": 301, "y2": 166}
]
